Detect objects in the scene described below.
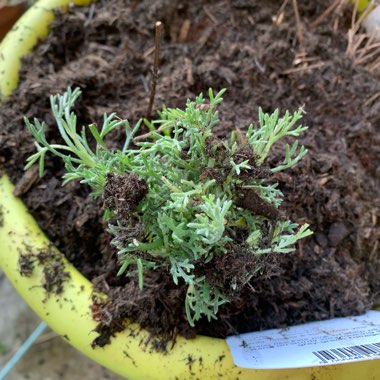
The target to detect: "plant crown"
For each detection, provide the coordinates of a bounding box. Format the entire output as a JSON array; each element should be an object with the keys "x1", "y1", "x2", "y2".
[{"x1": 25, "y1": 87, "x2": 312, "y2": 326}]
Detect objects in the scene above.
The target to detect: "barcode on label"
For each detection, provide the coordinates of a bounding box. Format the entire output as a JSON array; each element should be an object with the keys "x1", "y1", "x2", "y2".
[{"x1": 312, "y1": 342, "x2": 380, "y2": 363}]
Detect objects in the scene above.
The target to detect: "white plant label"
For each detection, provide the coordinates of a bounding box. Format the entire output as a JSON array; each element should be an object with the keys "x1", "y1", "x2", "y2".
[{"x1": 226, "y1": 310, "x2": 380, "y2": 369}]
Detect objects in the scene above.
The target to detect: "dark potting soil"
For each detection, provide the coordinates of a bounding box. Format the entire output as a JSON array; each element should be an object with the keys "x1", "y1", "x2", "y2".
[
  {"x1": 0, "y1": 0, "x2": 379, "y2": 348},
  {"x1": 19, "y1": 248, "x2": 70, "y2": 295}
]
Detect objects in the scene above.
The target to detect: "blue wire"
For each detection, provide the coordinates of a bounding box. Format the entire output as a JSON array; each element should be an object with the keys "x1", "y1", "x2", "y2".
[{"x1": 0, "y1": 321, "x2": 47, "y2": 380}]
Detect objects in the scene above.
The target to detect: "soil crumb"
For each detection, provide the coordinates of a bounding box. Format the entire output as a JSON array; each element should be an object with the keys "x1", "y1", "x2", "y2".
[
  {"x1": 19, "y1": 248, "x2": 70, "y2": 295},
  {"x1": 104, "y1": 173, "x2": 148, "y2": 220}
]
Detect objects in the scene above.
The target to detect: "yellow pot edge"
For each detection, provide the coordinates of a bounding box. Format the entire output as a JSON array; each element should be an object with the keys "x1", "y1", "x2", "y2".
[
  {"x1": 2, "y1": 175, "x2": 380, "y2": 380},
  {"x1": 0, "y1": 0, "x2": 92, "y2": 98},
  {"x1": 0, "y1": 0, "x2": 379, "y2": 379}
]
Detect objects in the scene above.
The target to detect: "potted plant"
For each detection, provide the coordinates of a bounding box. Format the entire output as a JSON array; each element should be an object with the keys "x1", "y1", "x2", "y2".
[{"x1": 0, "y1": 0, "x2": 379, "y2": 379}]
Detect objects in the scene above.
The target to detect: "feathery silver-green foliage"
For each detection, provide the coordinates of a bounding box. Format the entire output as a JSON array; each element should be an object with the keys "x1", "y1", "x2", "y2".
[{"x1": 25, "y1": 87, "x2": 312, "y2": 326}]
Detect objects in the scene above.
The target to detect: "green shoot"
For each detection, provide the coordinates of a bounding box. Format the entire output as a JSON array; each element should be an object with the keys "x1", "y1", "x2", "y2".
[{"x1": 25, "y1": 87, "x2": 312, "y2": 326}]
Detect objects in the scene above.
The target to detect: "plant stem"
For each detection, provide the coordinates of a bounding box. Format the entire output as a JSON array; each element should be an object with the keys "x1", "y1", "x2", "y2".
[{"x1": 292, "y1": 0, "x2": 306, "y2": 63}]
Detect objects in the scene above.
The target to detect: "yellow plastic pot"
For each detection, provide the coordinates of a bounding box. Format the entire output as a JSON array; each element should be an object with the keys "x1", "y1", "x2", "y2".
[{"x1": 0, "y1": 1, "x2": 379, "y2": 379}]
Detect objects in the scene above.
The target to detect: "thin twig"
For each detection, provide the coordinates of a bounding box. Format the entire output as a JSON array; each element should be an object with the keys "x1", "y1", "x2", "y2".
[
  {"x1": 332, "y1": 0, "x2": 348, "y2": 32},
  {"x1": 292, "y1": 0, "x2": 307, "y2": 63},
  {"x1": 369, "y1": 240, "x2": 378, "y2": 262},
  {"x1": 281, "y1": 62, "x2": 325, "y2": 75},
  {"x1": 203, "y1": 5, "x2": 218, "y2": 24},
  {"x1": 368, "y1": 57, "x2": 380, "y2": 72},
  {"x1": 356, "y1": 44, "x2": 380, "y2": 65},
  {"x1": 13, "y1": 165, "x2": 39, "y2": 197},
  {"x1": 185, "y1": 57, "x2": 194, "y2": 85},
  {"x1": 195, "y1": 26, "x2": 214, "y2": 54},
  {"x1": 348, "y1": 33, "x2": 367, "y2": 57},
  {"x1": 146, "y1": 21, "x2": 162, "y2": 119},
  {"x1": 293, "y1": 55, "x2": 320, "y2": 65},
  {"x1": 352, "y1": 0, "x2": 359, "y2": 30},
  {"x1": 358, "y1": 31, "x2": 377, "y2": 60},
  {"x1": 310, "y1": 0, "x2": 342, "y2": 28},
  {"x1": 345, "y1": 0, "x2": 380, "y2": 72},
  {"x1": 179, "y1": 19, "x2": 191, "y2": 42},
  {"x1": 142, "y1": 45, "x2": 156, "y2": 58},
  {"x1": 352, "y1": 0, "x2": 375, "y2": 35},
  {"x1": 273, "y1": 0, "x2": 289, "y2": 26},
  {"x1": 363, "y1": 91, "x2": 380, "y2": 107},
  {"x1": 133, "y1": 124, "x2": 173, "y2": 143}
]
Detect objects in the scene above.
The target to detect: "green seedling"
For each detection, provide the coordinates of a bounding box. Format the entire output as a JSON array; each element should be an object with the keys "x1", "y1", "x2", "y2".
[{"x1": 25, "y1": 87, "x2": 312, "y2": 326}]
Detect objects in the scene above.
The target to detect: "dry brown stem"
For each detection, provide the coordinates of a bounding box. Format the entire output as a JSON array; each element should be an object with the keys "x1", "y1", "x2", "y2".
[
  {"x1": 133, "y1": 124, "x2": 172, "y2": 143},
  {"x1": 273, "y1": 0, "x2": 289, "y2": 26},
  {"x1": 346, "y1": 0, "x2": 380, "y2": 74},
  {"x1": 311, "y1": 0, "x2": 343, "y2": 28},
  {"x1": 146, "y1": 21, "x2": 162, "y2": 119},
  {"x1": 292, "y1": 0, "x2": 306, "y2": 59}
]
